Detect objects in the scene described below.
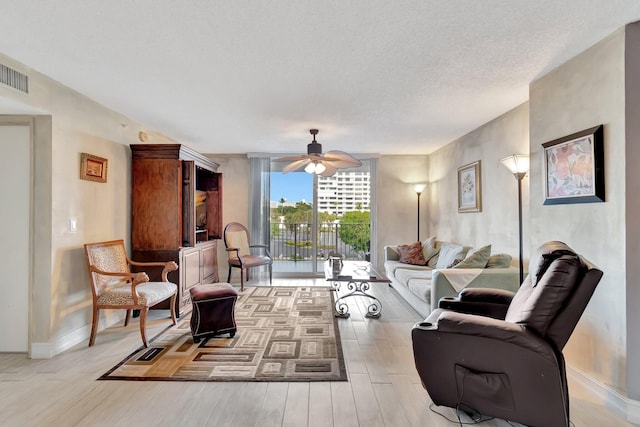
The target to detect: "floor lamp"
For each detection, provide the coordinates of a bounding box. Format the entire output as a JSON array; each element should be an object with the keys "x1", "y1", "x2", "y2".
[
  {"x1": 415, "y1": 184, "x2": 425, "y2": 241},
  {"x1": 499, "y1": 155, "x2": 529, "y2": 284}
]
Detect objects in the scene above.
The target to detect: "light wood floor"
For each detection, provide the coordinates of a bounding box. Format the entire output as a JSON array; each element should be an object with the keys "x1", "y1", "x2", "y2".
[{"x1": 0, "y1": 277, "x2": 634, "y2": 427}]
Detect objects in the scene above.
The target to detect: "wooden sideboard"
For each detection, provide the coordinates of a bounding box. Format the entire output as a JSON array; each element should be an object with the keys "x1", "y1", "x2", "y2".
[{"x1": 130, "y1": 144, "x2": 222, "y2": 316}]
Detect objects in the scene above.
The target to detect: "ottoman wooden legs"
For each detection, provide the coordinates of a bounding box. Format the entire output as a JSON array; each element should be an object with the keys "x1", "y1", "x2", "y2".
[{"x1": 189, "y1": 283, "x2": 239, "y2": 343}]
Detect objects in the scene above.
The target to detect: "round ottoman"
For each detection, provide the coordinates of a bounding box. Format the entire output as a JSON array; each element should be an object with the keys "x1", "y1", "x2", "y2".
[{"x1": 189, "y1": 283, "x2": 239, "y2": 343}]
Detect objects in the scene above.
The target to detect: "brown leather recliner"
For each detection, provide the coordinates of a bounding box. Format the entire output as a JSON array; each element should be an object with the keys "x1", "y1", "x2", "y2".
[{"x1": 411, "y1": 241, "x2": 603, "y2": 427}]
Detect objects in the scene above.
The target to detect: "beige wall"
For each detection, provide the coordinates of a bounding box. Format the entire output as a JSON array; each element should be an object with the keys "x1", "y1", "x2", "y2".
[
  {"x1": 0, "y1": 52, "x2": 177, "y2": 357},
  {"x1": 529, "y1": 27, "x2": 628, "y2": 394},
  {"x1": 374, "y1": 155, "x2": 429, "y2": 267},
  {"x1": 208, "y1": 154, "x2": 251, "y2": 282},
  {"x1": 427, "y1": 103, "x2": 530, "y2": 261}
]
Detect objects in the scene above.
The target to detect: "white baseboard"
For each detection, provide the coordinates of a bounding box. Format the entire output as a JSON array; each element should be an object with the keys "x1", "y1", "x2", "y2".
[
  {"x1": 29, "y1": 342, "x2": 54, "y2": 359},
  {"x1": 569, "y1": 366, "x2": 640, "y2": 424},
  {"x1": 30, "y1": 325, "x2": 90, "y2": 359},
  {"x1": 29, "y1": 315, "x2": 124, "y2": 359}
]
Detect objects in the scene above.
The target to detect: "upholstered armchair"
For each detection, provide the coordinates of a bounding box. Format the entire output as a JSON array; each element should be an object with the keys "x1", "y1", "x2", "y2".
[
  {"x1": 223, "y1": 222, "x2": 272, "y2": 291},
  {"x1": 411, "y1": 241, "x2": 603, "y2": 427},
  {"x1": 84, "y1": 239, "x2": 178, "y2": 347}
]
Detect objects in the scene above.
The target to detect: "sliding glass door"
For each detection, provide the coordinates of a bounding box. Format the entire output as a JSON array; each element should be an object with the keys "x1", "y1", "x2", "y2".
[
  {"x1": 269, "y1": 160, "x2": 373, "y2": 276},
  {"x1": 269, "y1": 167, "x2": 316, "y2": 274}
]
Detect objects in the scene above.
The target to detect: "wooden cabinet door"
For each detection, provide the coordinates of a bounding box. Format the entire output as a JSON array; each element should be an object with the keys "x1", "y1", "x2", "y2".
[
  {"x1": 131, "y1": 158, "x2": 182, "y2": 250},
  {"x1": 201, "y1": 241, "x2": 218, "y2": 283},
  {"x1": 181, "y1": 248, "x2": 201, "y2": 308}
]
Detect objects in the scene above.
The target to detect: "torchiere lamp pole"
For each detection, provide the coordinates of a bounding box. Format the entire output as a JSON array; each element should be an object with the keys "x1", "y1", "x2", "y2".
[
  {"x1": 415, "y1": 184, "x2": 426, "y2": 241},
  {"x1": 499, "y1": 155, "x2": 529, "y2": 284}
]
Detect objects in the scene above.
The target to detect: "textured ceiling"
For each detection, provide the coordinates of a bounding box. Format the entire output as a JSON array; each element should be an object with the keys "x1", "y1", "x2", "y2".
[{"x1": 1, "y1": 1, "x2": 639, "y2": 155}]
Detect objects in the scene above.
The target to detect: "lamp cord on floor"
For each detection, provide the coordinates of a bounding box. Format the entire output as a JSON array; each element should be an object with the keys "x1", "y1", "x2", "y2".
[
  {"x1": 428, "y1": 402, "x2": 575, "y2": 427},
  {"x1": 428, "y1": 402, "x2": 494, "y2": 426}
]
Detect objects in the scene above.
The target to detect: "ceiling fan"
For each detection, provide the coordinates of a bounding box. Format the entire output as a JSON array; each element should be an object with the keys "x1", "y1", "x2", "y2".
[{"x1": 273, "y1": 129, "x2": 362, "y2": 176}]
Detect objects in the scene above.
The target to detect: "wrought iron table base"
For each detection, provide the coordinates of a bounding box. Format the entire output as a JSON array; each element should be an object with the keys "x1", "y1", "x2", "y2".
[{"x1": 332, "y1": 280, "x2": 382, "y2": 318}]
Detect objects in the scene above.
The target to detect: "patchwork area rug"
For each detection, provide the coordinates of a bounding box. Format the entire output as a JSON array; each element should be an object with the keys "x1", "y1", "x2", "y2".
[{"x1": 99, "y1": 286, "x2": 347, "y2": 382}]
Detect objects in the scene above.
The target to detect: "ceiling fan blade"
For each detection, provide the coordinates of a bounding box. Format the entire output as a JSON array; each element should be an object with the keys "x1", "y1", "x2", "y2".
[
  {"x1": 318, "y1": 162, "x2": 338, "y2": 176},
  {"x1": 275, "y1": 130, "x2": 360, "y2": 175},
  {"x1": 272, "y1": 154, "x2": 309, "y2": 162},
  {"x1": 324, "y1": 150, "x2": 363, "y2": 168},
  {"x1": 282, "y1": 158, "x2": 311, "y2": 173}
]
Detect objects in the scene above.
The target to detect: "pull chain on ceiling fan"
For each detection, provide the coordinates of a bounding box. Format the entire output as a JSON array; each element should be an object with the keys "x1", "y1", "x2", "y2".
[{"x1": 273, "y1": 129, "x2": 362, "y2": 176}]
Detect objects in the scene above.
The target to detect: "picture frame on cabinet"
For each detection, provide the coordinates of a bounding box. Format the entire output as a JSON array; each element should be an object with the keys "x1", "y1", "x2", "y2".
[
  {"x1": 458, "y1": 160, "x2": 482, "y2": 213},
  {"x1": 543, "y1": 125, "x2": 604, "y2": 205},
  {"x1": 80, "y1": 152, "x2": 108, "y2": 183}
]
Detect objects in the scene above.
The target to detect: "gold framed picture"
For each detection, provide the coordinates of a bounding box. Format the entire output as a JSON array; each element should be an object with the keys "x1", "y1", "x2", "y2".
[
  {"x1": 80, "y1": 153, "x2": 108, "y2": 183},
  {"x1": 458, "y1": 160, "x2": 481, "y2": 213}
]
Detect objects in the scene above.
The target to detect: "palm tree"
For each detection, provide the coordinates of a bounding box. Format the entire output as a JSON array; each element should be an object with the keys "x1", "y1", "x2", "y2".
[{"x1": 279, "y1": 197, "x2": 286, "y2": 216}]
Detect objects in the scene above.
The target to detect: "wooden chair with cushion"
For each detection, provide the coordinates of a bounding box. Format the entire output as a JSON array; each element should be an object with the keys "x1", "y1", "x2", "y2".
[
  {"x1": 223, "y1": 222, "x2": 272, "y2": 291},
  {"x1": 84, "y1": 239, "x2": 178, "y2": 347}
]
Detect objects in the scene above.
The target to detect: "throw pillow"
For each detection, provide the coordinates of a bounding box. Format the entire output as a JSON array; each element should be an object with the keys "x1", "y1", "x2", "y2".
[
  {"x1": 447, "y1": 258, "x2": 462, "y2": 268},
  {"x1": 426, "y1": 240, "x2": 443, "y2": 268},
  {"x1": 454, "y1": 244, "x2": 491, "y2": 269},
  {"x1": 397, "y1": 241, "x2": 427, "y2": 265},
  {"x1": 435, "y1": 243, "x2": 470, "y2": 269},
  {"x1": 421, "y1": 236, "x2": 438, "y2": 262},
  {"x1": 486, "y1": 253, "x2": 512, "y2": 268}
]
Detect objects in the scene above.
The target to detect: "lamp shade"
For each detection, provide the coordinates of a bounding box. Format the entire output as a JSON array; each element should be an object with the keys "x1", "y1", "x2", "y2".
[{"x1": 500, "y1": 154, "x2": 529, "y2": 177}]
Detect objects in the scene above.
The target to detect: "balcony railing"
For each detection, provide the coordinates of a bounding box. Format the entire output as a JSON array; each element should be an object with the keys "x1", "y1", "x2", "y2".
[{"x1": 269, "y1": 221, "x2": 370, "y2": 262}]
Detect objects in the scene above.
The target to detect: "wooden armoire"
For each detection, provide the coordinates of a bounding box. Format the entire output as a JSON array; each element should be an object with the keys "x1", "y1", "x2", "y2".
[{"x1": 130, "y1": 144, "x2": 222, "y2": 316}]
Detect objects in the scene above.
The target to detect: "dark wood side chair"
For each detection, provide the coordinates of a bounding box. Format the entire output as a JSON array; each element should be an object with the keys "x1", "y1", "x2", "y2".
[
  {"x1": 84, "y1": 239, "x2": 178, "y2": 347},
  {"x1": 223, "y1": 222, "x2": 273, "y2": 291}
]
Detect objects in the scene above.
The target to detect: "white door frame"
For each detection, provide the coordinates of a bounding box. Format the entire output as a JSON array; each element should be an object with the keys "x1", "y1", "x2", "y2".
[{"x1": 0, "y1": 116, "x2": 34, "y2": 354}]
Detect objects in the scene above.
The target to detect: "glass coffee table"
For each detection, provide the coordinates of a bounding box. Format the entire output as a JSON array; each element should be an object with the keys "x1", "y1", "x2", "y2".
[{"x1": 325, "y1": 261, "x2": 390, "y2": 318}]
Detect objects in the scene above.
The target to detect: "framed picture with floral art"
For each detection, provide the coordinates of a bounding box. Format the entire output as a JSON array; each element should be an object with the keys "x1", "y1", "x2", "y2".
[
  {"x1": 458, "y1": 160, "x2": 481, "y2": 213},
  {"x1": 543, "y1": 125, "x2": 604, "y2": 205}
]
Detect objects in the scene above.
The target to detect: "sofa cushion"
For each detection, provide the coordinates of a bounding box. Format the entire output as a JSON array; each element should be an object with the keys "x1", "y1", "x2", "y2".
[
  {"x1": 406, "y1": 275, "x2": 432, "y2": 303},
  {"x1": 421, "y1": 236, "x2": 438, "y2": 263},
  {"x1": 397, "y1": 241, "x2": 426, "y2": 265},
  {"x1": 392, "y1": 267, "x2": 433, "y2": 302},
  {"x1": 436, "y1": 243, "x2": 470, "y2": 269},
  {"x1": 385, "y1": 260, "x2": 432, "y2": 277},
  {"x1": 455, "y1": 245, "x2": 491, "y2": 269},
  {"x1": 395, "y1": 267, "x2": 433, "y2": 285},
  {"x1": 486, "y1": 253, "x2": 512, "y2": 268}
]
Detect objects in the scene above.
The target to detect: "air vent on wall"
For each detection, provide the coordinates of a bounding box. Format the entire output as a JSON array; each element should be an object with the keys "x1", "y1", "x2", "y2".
[{"x1": 0, "y1": 63, "x2": 29, "y2": 94}]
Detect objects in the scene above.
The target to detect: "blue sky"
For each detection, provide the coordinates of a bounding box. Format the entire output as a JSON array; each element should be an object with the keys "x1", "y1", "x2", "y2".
[{"x1": 271, "y1": 172, "x2": 312, "y2": 203}]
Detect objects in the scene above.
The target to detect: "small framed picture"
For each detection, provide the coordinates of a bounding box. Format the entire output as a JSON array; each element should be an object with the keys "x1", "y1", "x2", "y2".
[
  {"x1": 80, "y1": 153, "x2": 108, "y2": 183},
  {"x1": 458, "y1": 160, "x2": 482, "y2": 213},
  {"x1": 543, "y1": 125, "x2": 604, "y2": 205}
]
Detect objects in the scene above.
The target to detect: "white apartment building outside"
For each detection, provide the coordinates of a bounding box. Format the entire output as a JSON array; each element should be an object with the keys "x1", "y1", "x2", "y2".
[{"x1": 317, "y1": 171, "x2": 371, "y2": 215}]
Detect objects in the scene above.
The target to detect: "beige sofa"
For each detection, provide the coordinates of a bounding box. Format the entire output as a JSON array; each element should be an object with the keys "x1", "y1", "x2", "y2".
[{"x1": 384, "y1": 238, "x2": 520, "y2": 317}]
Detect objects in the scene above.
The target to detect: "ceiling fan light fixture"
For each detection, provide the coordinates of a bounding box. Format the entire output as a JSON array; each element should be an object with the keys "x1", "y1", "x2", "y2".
[
  {"x1": 273, "y1": 128, "x2": 360, "y2": 175},
  {"x1": 304, "y1": 161, "x2": 326, "y2": 174}
]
